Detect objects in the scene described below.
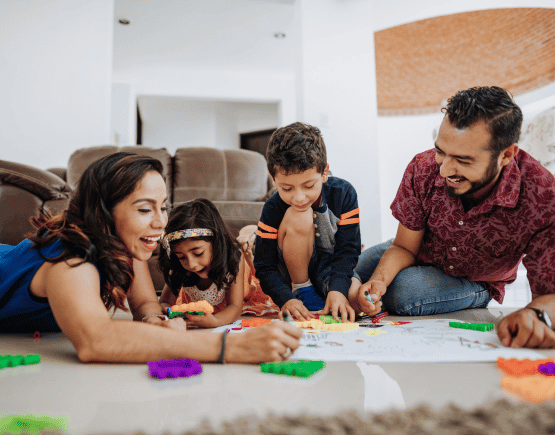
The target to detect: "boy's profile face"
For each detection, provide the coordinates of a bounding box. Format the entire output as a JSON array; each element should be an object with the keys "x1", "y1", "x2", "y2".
[{"x1": 273, "y1": 165, "x2": 329, "y2": 212}]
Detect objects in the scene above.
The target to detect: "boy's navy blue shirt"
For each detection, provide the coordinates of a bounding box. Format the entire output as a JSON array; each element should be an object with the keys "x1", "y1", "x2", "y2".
[{"x1": 254, "y1": 176, "x2": 361, "y2": 308}]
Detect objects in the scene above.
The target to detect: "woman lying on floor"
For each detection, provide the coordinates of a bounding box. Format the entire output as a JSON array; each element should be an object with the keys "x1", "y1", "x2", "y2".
[{"x1": 0, "y1": 152, "x2": 301, "y2": 363}]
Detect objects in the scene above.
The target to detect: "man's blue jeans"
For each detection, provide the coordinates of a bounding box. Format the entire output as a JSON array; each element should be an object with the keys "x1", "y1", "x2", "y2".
[{"x1": 354, "y1": 239, "x2": 492, "y2": 316}]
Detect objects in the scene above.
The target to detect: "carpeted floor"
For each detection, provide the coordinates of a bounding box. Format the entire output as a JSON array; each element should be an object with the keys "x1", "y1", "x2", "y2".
[{"x1": 167, "y1": 399, "x2": 555, "y2": 435}]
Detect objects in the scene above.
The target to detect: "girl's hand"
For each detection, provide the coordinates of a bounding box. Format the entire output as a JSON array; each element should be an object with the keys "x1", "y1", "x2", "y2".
[
  {"x1": 226, "y1": 321, "x2": 303, "y2": 363},
  {"x1": 185, "y1": 312, "x2": 220, "y2": 328},
  {"x1": 161, "y1": 317, "x2": 187, "y2": 331}
]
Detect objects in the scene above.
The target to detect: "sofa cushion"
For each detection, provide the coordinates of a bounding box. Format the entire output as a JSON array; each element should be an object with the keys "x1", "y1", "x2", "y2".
[
  {"x1": 67, "y1": 146, "x2": 174, "y2": 202},
  {"x1": 173, "y1": 148, "x2": 269, "y2": 203}
]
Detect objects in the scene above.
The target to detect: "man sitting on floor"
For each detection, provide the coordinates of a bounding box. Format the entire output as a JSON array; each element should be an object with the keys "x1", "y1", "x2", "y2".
[{"x1": 349, "y1": 86, "x2": 555, "y2": 349}]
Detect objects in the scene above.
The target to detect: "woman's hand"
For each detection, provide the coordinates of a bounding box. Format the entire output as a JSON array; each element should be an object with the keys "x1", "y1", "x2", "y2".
[{"x1": 225, "y1": 321, "x2": 303, "y2": 363}]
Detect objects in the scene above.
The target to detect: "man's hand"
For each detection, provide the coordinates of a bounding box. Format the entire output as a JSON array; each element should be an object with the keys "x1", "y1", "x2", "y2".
[
  {"x1": 317, "y1": 291, "x2": 356, "y2": 323},
  {"x1": 357, "y1": 280, "x2": 386, "y2": 316},
  {"x1": 281, "y1": 299, "x2": 315, "y2": 321},
  {"x1": 497, "y1": 308, "x2": 555, "y2": 348}
]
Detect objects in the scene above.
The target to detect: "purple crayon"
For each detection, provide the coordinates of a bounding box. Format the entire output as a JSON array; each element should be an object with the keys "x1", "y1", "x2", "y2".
[{"x1": 148, "y1": 358, "x2": 202, "y2": 379}]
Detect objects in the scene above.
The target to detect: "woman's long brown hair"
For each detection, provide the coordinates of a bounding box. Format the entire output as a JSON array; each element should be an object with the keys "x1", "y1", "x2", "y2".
[{"x1": 29, "y1": 153, "x2": 165, "y2": 311}]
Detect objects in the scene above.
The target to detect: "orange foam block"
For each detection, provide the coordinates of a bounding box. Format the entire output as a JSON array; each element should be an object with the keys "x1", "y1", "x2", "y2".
[
  {"x1": 501, "y1": 374, "x2": 555, "y2": 402},
  {"x1": 497, "y1": 358, "x2": 555, "y2": 377},
  {"x1": 241, "y1": 318, "x2": 272, "y2": 327},
  {"x1": 171, "y1": 300, "x2": 214, "y2": 314}
]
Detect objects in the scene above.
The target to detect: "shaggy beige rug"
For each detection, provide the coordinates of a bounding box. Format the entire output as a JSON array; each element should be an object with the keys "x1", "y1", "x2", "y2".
[{"x1": 174, "y1": 399, "x2": 555, "y2": 435}]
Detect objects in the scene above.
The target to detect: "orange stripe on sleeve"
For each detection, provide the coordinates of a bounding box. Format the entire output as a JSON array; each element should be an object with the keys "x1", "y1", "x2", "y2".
[
  {"x1": 257, "y1": 230, "x2": 278, "y2": 239},
  {"x1": 340, "y1": 207, "x2": 359, "y2": 219},
  {"x1": 258, "y1": 221, "x2": 278, "y2": 233},
  {"x1": 338, "y1": 218, "x2": 360, "y2": 225}
]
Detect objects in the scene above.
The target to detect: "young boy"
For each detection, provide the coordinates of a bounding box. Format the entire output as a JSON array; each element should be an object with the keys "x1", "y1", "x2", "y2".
[{"x1": 253, "y1": 122, "x2": 361, "y2": 322}]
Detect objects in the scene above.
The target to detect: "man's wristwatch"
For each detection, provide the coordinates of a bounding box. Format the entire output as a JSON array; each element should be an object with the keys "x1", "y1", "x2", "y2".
[{"x1": 527, "y1": 307, "x2": 553, "y2": 329}]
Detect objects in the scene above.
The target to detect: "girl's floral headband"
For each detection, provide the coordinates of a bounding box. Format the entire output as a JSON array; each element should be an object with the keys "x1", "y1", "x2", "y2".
[{"x1": 160, "y1": 228, "x2": 214, "y2": 257}]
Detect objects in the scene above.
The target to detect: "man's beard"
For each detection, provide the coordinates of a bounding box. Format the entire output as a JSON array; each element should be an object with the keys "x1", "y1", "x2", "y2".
[{"x1": 445, "y1": 155, "x2": 501, "y2": 201}]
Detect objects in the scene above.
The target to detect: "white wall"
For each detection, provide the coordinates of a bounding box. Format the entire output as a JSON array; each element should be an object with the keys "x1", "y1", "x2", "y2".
[
  {"x1": 0, "y1": 0, "x2": 115, "y2": 170},
  {"x1": 138, "y1": 97, "x2": 279, "y2": 154},
  {"x1": 295, "y1": 0, "x2": 380, "y2": 248}
]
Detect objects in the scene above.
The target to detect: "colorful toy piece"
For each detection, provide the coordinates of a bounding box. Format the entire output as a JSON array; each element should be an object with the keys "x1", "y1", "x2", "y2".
[
  {"x1": 170, "y1": 301, "x2": 214, "y2": 315},
  {"x1": 501, "y1": 374, "x2": 555, "y2": 402},
  {"x1": 448, "y1": 321, "x2": 495, "y2": 332},
  {"x1": 539, "y1": 363, "x2": 555, "y2": 376},
  {"x1": 318, "y1": 315, "x2": 343, "y2": 324},
  {"x1": 148, "y1": 358, "x2": 202, "y2": 379},
  {"x1": 0, "y1": 413, "x2": 68, "y2": 435},
  {"x1": 0, "y1": 354, "x2": 41, "y2": 369},
  {"x1": 241, "y1": 318, "x2": 272, "y2": 327},
  {"x1": 261, "y1": 360, "x2": 325, "y2": 378},
  {"x1": 497, "y1": 358, "x2": 555, "y2": 377}
]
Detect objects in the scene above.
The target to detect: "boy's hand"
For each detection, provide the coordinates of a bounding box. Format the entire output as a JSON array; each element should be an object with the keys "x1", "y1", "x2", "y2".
[
  {"x1": 357, "y1": 280, "x2": 385, "y2": 316},
  {"x1": 318, "y1": 291, "x2": 356, "y2": 323},
  {"x1": 281, "y1": 299, "x2": 315, "y2": 321}
]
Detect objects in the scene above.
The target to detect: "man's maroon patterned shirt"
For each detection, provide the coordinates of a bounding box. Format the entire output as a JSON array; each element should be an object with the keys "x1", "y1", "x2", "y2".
[{"x1": 391, "y1": 149, "x2": 555, "y2": 303}]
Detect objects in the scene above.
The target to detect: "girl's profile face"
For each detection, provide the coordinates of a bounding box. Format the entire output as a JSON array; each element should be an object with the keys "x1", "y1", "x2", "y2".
[
  {"x1": 173, "y1": 239, "x2": 213, "y2": 279},
  {"x1": 112, "y1": 170, "x2": 168, "y2": 261}
]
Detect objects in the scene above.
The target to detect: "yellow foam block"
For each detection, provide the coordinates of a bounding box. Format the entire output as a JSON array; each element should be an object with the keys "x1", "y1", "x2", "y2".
[
  {"x1": 319, "y1": 323, "x2": 359, "y2": 332},
  {"x1": 295, "y1": 319, "x2": 358, "y2": 331}
]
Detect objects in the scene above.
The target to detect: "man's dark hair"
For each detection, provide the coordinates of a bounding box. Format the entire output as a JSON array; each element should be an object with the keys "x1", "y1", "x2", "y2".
[
  {"x1": 266, "y1": 122, "x2": 327, "y2": 178},
  {"x1": 443, "y1": 86, "x2": 523, "y2": 155}
]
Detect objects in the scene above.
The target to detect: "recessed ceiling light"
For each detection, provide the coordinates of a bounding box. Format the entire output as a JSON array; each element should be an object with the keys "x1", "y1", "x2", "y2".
[
  {"x1": 118, "y1": 18, "x2": 130, "y2": 25},
  {"x1": 274, "y1": 32, "x2": 286, "y2": 39}
]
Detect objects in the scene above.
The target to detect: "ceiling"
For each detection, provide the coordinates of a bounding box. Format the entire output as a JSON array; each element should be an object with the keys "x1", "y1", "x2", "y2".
[
  {"x1": 113, "y1": 2, "x2": 555, "y2": 116},
  {"x1": 375, "y1": 8, "x2": 555, "y2": 116},
  {"x1": 113, "y1": 0, "x2": 296, "y2": 75}
]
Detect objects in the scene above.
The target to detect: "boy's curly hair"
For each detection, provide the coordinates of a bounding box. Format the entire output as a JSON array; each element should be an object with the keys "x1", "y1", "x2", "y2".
[
  {"x1": 158, "y1": 199, "x2": 242, "y2": 295},
  {"x1": 266, "y1": 122, "x2": 327, "y2": 178}
]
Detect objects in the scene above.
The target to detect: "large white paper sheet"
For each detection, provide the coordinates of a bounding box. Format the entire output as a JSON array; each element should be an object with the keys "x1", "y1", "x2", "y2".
[
  {"x1": 214, "y1": 318, "x2": 542, "y2": 362},
  {"x1": 289, "y1": 319, "x2": 542, "y2": 362}
]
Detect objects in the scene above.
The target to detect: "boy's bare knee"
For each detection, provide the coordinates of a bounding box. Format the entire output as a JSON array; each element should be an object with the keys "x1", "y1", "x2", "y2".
[{"x1": 282, "y1": 207, "x2": 314, "y2": 237}]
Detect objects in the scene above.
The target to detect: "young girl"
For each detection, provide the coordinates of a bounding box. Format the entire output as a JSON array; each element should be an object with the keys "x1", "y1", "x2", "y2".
[{"x1": 158, "y1": 199, "x2": 245, "y2": 328}]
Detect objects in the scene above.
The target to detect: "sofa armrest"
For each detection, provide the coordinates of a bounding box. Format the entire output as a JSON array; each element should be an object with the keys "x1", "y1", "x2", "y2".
[{"x1": 47, "y1": 167, "x2": 67, "y2": 181}]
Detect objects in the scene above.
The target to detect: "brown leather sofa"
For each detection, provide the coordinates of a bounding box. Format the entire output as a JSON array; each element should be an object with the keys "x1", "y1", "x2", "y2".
[{"x1": 1, "y1": 146, "x2": 274, "y2": 291}]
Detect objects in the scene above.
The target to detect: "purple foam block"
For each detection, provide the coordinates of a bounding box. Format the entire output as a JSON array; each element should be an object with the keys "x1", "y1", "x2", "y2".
[
  {"x1": 538, "y1": 363, "x2": 555, "y2": 376},
  {"x1": 148, "y1": 358, "x2": 202, "y2": 379}
]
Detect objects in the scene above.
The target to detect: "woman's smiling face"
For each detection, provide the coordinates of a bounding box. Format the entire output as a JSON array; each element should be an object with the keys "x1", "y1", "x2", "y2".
[{"x1": 112, "y1": 170, "x2": 168, "y2": 261}]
